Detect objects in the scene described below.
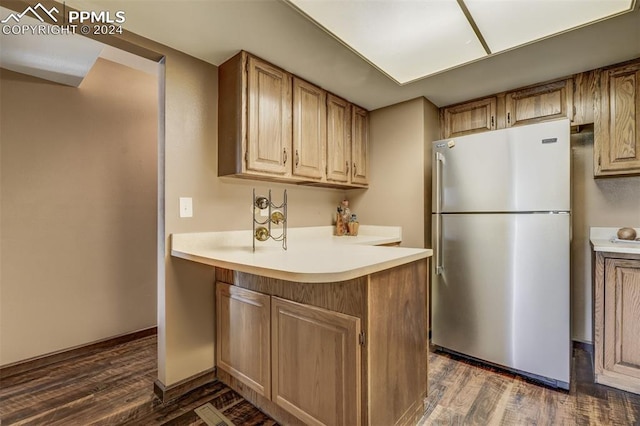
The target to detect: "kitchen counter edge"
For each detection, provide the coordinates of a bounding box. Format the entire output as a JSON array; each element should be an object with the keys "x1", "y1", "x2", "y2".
[{"x1": 170, "y1": 227, "x2": 433, "y2": 283}]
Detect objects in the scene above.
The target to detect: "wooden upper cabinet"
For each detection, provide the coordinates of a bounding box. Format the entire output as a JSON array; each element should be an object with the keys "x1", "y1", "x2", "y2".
[
  {"x1": 326, "y1": 94, "x2": 352, "y2": 184},
  {"x1": 271, "y1": 297, "x2": 361, "y2": 426},
  {"x1": 218, "y1": 51, "x2": 292, "y2": 179},
  {"x1": 351, "y1": 106, "x2": 369, "y2": 185},
  {"x1": 505, "y1": 79, "x2": 573, "y2": 127},
  {"x1": 441, "y1": 97, "x2": 497, "y2": 139},
  {"x1": 572, "y1": 70, "x2": 598, "y2": 126},
  {"x1": 293, "y1": 78, "x2": 326, "y2": 180},
  {"x1": 218, "y1": 51, "x2": 369, "y2": 189},
  {"x1": 216, "y1": 282, "x2": 271, "y2": 399},
  {"x1": 595, "y1": 61, "x2": 640, "y2": 177},
  {"x1": 246, "y1": 55, "x2": 292, "y2": 176}
]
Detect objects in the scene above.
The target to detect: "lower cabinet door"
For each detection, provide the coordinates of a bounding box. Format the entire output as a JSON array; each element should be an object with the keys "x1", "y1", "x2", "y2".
[
  {"x1": 271, "y1": 297, "x2": 361, "y2": 426},
  {"x1": 603, "y1": 258, "x2": 640, "y2": 393},
  {"x1": 216, "y1": 282, "x2": 271, "y2": 398}
]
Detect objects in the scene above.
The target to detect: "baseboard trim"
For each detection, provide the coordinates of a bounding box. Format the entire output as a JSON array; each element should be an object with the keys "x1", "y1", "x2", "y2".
[
  {"x1": 154, "y1": 367, "x2": 217, "y2": 404},
  {"x1": 572, "y1": 340, "x2": 594, "y2": 355},
  {"x1": 0, "y1": 326, "x2": 157, "y2": 380}
]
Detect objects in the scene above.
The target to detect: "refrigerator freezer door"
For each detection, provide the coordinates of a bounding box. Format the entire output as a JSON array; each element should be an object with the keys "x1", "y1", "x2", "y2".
[
  {"x1": 431, "y1": 212, "x2": 571, "y2": 385},
  {"x1": 432, "y1": 119, "x2": 570, "y2": 213}
]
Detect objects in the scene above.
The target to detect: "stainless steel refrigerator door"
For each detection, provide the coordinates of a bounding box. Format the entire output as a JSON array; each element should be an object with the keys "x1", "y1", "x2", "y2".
[
  {"x1": 432, "y1": 212, "x2": 571, "y2": 384},
  {"x1": 432, "y1": 119, "x2": 570, "y2": 213}
]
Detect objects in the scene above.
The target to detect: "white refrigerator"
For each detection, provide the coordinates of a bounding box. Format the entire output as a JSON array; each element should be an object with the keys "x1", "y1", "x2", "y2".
[{"x1": 431, "y1": 118, "x2": 571, "y2": 389}]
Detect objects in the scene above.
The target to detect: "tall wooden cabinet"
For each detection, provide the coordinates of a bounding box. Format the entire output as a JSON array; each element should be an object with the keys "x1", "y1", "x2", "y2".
[
  {"x1": 595, "y1": 61, "x2": 640, "y2": 177},
  {"x1": 593, "y1": 252, "x2": 640, "y2": 394}
]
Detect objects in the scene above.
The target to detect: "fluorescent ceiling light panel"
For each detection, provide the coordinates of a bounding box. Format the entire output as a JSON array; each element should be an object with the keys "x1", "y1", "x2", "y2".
[
  {"x1": 288, "y1": 0, "x2": 635, "y2": 84},
  {"x1": 289, "y1": 0, "x2": 487, "y2": 84},
  {"x1": 465, "y1": 0, "x2": 634, "y2": 53}
]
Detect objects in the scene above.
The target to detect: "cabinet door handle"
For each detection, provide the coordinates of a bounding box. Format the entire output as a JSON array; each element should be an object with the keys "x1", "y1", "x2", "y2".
[
  {"x1": 295, "y1": 150, "x2": 299, "y2": 167},
  {"x1": 346, "y1": 161, "x2": 349, "y2": 175},
  {"x1": 283, "y1": 148, "x2": 287, "y2": 165},
  {"x1": 352, "y1": 163, "x2": 357, "y2": 177},
  {"x1": 507, "y1": 112, "x2": 511, "y2": 125},
  {"x1": 491, "y1": 116, "x2": 494, "y2": 128}
]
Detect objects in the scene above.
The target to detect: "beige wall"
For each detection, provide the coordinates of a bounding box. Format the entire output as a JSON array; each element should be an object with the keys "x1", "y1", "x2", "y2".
[
  {"x1": 0, "y1": 59, "x2": 158, "y2": 365},
  {"x1": 108, "y1": 33, "x2": 348, "y2": 386},
  {"x1": 571, "y1": 129, "x2": 640, "y2": 343},
  {"x1": 350, "y1": 97, "x2": 439, "y2": 249}
]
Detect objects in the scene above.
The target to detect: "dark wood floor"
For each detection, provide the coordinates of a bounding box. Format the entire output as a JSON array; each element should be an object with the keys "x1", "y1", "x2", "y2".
[
  {"x1": 0, "y1": 335, "x2": 277, "y2": 425},
  {"x1": 421, "y1": 346, "x2": 640, "y2": 425},
  {"x1": 1, "y1": 334, "x2": 639, "y2": 425}
]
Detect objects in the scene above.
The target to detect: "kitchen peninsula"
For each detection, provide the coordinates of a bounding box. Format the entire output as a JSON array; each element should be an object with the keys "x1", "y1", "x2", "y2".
[{"x1": 172, "y1": 226, "x2": 432, "y2": 426}]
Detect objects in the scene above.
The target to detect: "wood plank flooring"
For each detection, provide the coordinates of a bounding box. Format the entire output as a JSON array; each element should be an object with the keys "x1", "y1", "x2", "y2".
[
  {"x1": 421, "y1": 347, "x2": 640, "y2": 425},
  {"x1": 1, "y1": 334, "x2": 639, "y2": 425},
  {"x1": 0, "y1": 335, "x2": 276, "y2": 425}
]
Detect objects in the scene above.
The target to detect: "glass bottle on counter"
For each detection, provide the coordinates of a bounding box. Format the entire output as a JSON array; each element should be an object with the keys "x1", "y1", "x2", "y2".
[
  {"x1": 348, "y1": 214, "x2": 359, "y2": 236},
  {"x1": 336, "y1": 199, "x2": 351, "y2": 236}
]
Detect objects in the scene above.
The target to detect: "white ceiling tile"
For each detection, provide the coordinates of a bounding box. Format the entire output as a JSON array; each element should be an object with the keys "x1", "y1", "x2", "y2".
[
  {"x1": 290, "y1": 0, "x2": 487, "y2": 83},
  {"x1": 465, "y1": 0, "x2": 633, "y2": 53}
]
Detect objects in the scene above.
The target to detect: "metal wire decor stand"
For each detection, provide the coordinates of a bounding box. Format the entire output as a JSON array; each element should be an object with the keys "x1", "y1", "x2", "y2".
[{"x1": 252, "y1": 189, "x2": 287, "y2": 252}]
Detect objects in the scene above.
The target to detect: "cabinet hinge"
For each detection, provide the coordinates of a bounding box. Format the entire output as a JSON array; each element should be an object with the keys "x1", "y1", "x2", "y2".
[{"x1": 359, "y1": 331, "x2": 366, "y2": 346}]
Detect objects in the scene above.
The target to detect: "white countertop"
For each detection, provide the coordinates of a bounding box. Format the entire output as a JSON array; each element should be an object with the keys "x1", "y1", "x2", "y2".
[
  {"x1": 590, "y1": 227, "x2": 640, "y2": 255},
  {"x1": 171, "y1": 226, "x2": 432, "y2": 283}
]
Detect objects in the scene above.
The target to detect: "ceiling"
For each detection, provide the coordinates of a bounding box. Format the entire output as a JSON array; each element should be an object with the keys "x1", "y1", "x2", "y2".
[
  {"x1": 287, "y1": 0, "x2": 634, "y2": 84},
  {"x1": 63, "y1": 0, "x2": 640, "y2": 109}
]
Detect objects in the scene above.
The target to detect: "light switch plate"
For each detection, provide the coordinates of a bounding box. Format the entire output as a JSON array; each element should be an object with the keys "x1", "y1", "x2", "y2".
[{"x1": 179, "y1": 197, "x2": 193, "y2": 218}]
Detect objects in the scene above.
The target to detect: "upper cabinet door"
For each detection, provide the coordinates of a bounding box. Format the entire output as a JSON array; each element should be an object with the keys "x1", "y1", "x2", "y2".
[
  {"x1": 505, "y1": 79, "x2": 573, "y2": 127},
  {"x1": 326, "y1": 94, "x2": 351, "y2": 184},
  {"x1": 595, "y1": 62, "x2": 640, "y2": 177},
  {"x1": 246, "y1": 56, "x2": 292, "y2": 176},
  {"x1": 441, "y1": 97, "x2": 497, "y2": 139},
  {"x1": 292, "y1": 78, "x2": 326, "y2": 180},
  {"x1": 351, "y1": 106, "x2": 369, "y2": 186}
]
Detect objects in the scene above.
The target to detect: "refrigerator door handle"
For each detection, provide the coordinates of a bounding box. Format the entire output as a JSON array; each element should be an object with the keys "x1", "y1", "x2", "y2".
[{"x1": 435, "y1": 152, "x2": 444, "y2": 275}]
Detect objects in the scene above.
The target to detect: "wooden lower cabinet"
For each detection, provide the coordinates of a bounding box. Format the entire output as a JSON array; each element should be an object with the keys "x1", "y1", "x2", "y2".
[
  {"x1": 216, "y1": 283, "x2": 271, "y2": 398},
  {"x1": 271, "y1": 297, "x2": 361, "y2": 426},
  {"x1": 593, "y1": 252, "x2": 640, "y2": 394},
  {"x1": 214, "y1": 259, "x2": 428, "y2": 426}
]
